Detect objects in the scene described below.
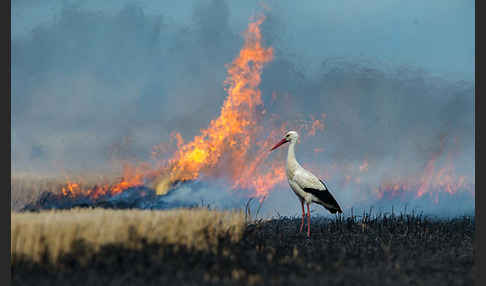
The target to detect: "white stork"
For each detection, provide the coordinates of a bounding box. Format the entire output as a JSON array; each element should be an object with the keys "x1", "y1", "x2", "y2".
[{"x1": 270, "y1": 130, "x2": 342, "y2": 237}]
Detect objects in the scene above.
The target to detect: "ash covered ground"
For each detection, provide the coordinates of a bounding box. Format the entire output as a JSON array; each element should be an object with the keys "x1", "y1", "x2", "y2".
[{"x1": 12, "y1": 210, "x2": 475, "y2": 286}]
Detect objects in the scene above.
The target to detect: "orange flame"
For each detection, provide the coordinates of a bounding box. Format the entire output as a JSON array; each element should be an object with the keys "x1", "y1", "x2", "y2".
[
  {"x1": 58, "y1": 15, "x2": 288, "y2": 199},
  {"x1": 307, "y1": 115, "x2": 325, "y2": 136},
  {"x1": 359, "y1": 160, "x2": 369, "y2": 172},
  {"x1": 371, "y1": 151, "x2": 472, "y2": 204},
  {"x1": 152, "y1": 15, "x2": 274, "y2": 195},
  {"x1": 231, "y1": 126, "x2": 288, "y2": 198},
  {"x1": 57, "y1": 15, "x2": 472, "y2": 206},
  {"x1": 59, "y1": 162, "x2": 150, "y2": 199}
]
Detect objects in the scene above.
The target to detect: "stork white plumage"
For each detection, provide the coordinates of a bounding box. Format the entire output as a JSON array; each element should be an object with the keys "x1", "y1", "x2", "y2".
[{"x1": 270, "y1": 130, "x2": 342, "y2": 237}]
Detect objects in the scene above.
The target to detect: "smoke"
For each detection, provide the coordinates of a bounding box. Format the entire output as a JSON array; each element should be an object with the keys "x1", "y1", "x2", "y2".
[
  {"x1": 258, "y1": 60, "x2": 474, "y2": 217},
  {"x1": 12, "y1": 1, "x2": 239, "y2": 174},
  {"x1": 12, "y1": 1, "x2": 474, "y2": 216}
]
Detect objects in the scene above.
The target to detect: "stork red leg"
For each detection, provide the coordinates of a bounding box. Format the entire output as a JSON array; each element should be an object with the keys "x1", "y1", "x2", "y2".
[
  {"x1": 306, "y1": 203, "x2": 311, "y2": 237},
  {"x1": 300, "y1": 201, "x2": 305, "y2": 232}
]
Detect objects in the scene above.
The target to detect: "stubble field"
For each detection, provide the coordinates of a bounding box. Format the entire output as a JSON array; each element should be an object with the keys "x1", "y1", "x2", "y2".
[{"x1": 11, "y1": 176, "x2": 475, "y2": 286}]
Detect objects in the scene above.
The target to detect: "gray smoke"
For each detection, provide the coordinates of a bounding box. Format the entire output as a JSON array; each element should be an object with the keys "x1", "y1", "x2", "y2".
[{"x1": 12, "y1": 1, "x2": 474, "y2": 216}]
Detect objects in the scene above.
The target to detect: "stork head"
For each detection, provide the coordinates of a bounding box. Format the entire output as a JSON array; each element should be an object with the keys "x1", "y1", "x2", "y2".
[{"x1": 270, "y1": 130, "x2": 299, "y2": 151}]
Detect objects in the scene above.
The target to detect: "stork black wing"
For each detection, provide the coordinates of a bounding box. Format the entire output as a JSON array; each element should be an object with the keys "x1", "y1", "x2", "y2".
[{"x1": 303, "y1": 179, "x2": 342, "y2": 214}]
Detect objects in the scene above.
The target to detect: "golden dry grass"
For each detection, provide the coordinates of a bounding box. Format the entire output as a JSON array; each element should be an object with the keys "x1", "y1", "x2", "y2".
[{"x1": 11, "y1": 208, "x2": 245, "y2": 264}]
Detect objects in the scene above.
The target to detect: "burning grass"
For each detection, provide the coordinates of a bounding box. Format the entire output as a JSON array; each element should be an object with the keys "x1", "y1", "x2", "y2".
[
  {"x1": 15, "y1": 13, "x2": 472, "y2": 208},
  {"x1": 11, "y1": 208, "x2": 474, "y2": 286},
  {"x1": 11, "y1": 173, "x2": 123, "y2": 211}
]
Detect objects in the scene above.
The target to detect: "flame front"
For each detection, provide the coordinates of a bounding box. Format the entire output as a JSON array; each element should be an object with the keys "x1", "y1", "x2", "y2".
[
  {"x1": 372, "y1": 154, "x2": 472, "y2": 204},
  {"x1": 56, "y1": 14, "x2": 473, "y2": 207},
  {"x1": 60, "y1": 163, "x2": 149, "y2": 199},
  {"x1": 57, "y1": 15, "x2": 289, "y2": 200},
  {"x1": 152, "y1": 15, "x2": 275, "y2": 195}
]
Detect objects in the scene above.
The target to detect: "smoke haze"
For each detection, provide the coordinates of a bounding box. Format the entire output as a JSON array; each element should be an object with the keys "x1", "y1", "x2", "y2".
[{"x1": 12, "y1": 0, "x2": 474, "y2": 216}]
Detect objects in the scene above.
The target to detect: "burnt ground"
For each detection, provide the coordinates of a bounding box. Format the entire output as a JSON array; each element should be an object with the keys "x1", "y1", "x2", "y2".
[{"x1": 12, "y1": 213, "x2": 475, "y2": 286}]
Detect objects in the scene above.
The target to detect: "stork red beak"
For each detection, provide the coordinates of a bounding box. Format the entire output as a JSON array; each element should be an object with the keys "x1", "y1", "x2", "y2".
[{"x1": 270, "y1": 138, "x2": 289, "y2": 151}]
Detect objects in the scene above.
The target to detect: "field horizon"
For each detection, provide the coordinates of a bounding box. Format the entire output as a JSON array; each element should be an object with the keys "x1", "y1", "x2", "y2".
[{"x1": 11, "y1": 207, "x2": 475, "y2": 286}]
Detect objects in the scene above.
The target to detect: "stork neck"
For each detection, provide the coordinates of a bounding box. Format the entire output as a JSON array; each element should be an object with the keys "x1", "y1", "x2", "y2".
[{"x1": 287, "y1": 140, "x2": 300, "y2": 169}]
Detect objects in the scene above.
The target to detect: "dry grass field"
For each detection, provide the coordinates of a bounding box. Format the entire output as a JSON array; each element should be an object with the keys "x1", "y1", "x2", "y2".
[
  {"x1": 11, "y1": 176, "x2": 475, "y2": 286},
  {"x1": 11, "y1": 209, "x2": 245, "y2": 264},
  {"x1": 11, "y1": 175, "x2": 63, "y2": 211}
]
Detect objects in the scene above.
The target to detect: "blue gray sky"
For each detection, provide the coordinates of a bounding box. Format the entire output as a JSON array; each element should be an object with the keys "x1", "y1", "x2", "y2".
[{"x1": 12, "y1": 0, "x2": 474, "y2": 79}]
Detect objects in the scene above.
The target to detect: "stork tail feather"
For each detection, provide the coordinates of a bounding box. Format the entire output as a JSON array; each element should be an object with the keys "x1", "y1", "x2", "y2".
[{"x1": 303, "y1": 188, "x2": 343, "y2": 214}]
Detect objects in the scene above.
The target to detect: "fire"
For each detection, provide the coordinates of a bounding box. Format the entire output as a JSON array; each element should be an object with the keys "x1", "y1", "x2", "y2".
[
  {"x1": 417, "y1": 158, "x2": 437, "y2": 197},
  {"x1": 153, "y1": 15, "x2": 274, "y2": 195},
  {"x1": 307, "y1": 114, "x2": 325, "y2": 136},
  {"x1": 59, "y1": 163, "x2": 149, "y2": 199},
  {"x1": 58, "y1": 15, "x2": 290, "y2": 200},
  {"x1": 61, "y1": 183, "x2": 80, "y2": 197},
  {"x1": 359, "y1": 160, "x2": 369, "y2": 172},
  {"x1": 231, "y1": 127, "x2": 288, "y2": 198},
  {"x1": 372, "y1": 152, "x2": 473, "y2": 204},
  {"x1": 55, "y1": 14, "x2": 472, "y2": 208},
  {"x1": 416, "y1": 157, "x2": 469, "y2": 199}
]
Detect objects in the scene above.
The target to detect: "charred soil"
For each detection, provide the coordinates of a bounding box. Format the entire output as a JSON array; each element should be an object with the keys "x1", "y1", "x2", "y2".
[{"x1": 11, "y1": 209, "x2": 474, "y2": 286}]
